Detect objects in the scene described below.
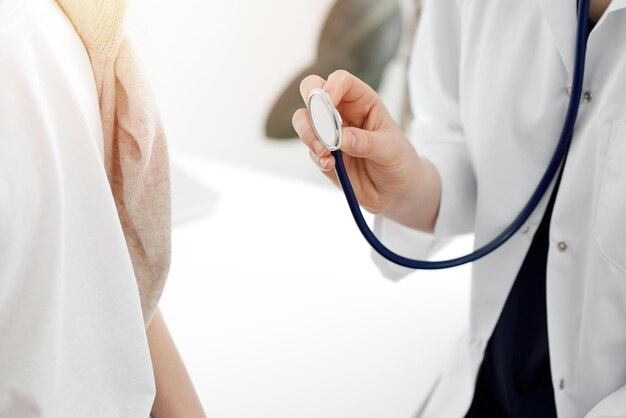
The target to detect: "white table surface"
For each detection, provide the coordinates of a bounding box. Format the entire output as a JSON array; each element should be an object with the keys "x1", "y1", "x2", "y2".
[{"x1": 162, "y1": 153, "x2": 472, "y2": 418}]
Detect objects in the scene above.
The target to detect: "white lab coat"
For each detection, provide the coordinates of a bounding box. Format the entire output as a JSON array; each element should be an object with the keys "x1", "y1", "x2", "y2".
[{"x1": 374, "y1": 0, "x2": 626, "y2": 416}]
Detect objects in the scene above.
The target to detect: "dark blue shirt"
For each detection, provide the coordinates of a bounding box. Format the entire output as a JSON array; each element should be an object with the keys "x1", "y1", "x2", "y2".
[
  {"x1": 465, "y1": 171, "x2": 559, "y2": 418},
  {"x1": 465, "y1": 17, "x2": 595, "y2": 417}
]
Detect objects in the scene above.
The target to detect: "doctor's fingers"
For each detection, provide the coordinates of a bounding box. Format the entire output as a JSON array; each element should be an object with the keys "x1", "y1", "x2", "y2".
[
  {"x1": 308, "y1": 149, "x2": 340, "y2": 185},
  {"x1": 299, "y1": 74, "x2": 326, "y2": 105},
  {"x1": 292, "y1": 108, "x2": 331, "y2": 158},
  {"x1": 340, "y1": 126, "x2": 399, "y2": 165},
  {"x1": 324, "y1": 69, "x2": 377, "y2": 109}
]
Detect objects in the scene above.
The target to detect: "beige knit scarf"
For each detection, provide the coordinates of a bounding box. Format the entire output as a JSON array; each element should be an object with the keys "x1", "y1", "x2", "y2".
[{"x1": 56, "y1": 0, "x2": 171, "y2": 326}]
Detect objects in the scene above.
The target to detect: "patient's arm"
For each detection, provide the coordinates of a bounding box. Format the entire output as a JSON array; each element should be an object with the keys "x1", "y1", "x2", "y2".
[{"x1": 148, "y1": 309, "x2": 207, "y2": 418}]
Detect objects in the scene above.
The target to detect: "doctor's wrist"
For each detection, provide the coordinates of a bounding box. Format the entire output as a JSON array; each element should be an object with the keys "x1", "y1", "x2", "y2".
[{"x1": 380, "y1": 156, "x2": 442, "y2": 234}]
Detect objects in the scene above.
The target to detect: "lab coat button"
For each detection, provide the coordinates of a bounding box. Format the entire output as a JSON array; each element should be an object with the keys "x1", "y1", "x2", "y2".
[
  {"x1": 520, "y1": 224, "x2": 531, "y2": 234},
  {"x1": 564, "y1": 86, "x2": 572, "y2": 97},
  {"x1": 583, "y1": 91, "x2": 593, "y2": 103},
  {"x1": 559, "y1": 379, "x2": 566, "y2": 390},
  {"x1": 557, "y1": 241, "x2": 568, "y2": 252}
]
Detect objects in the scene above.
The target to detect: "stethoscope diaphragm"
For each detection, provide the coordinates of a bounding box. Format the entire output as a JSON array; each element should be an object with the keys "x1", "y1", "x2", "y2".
[{"x1": 308, "y1": 88, "x2": 343, "y2": 151}]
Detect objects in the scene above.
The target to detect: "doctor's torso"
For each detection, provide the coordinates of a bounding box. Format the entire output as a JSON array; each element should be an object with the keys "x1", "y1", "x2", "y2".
[{"x1": 407, "y1": 0, "x2": 626, "y2": 416}]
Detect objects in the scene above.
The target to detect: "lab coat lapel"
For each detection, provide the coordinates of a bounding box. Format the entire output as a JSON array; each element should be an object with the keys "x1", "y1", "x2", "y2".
[
  {"x1": 535, "y1": 0, "x2": 577, "y2": 77},
  {"x1": 537, "y1": 0, "x2": 626, "y2": 76},
  {"x1": 608, "y1": 0, "x2": 626, "y2": 12},
  {"x1": 600, "y1": 0, "x2": 626, "y2": 22}
]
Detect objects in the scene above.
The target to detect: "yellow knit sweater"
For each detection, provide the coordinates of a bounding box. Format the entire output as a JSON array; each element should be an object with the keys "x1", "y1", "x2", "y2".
[{"x1": 56, "y1": 0, "x2": 171, "y2": 326}]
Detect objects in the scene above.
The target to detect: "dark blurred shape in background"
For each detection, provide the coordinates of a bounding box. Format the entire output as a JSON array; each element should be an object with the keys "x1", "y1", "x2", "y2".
[{"x1": 265, "y1": 0, "x2": 402, "y2": 139}]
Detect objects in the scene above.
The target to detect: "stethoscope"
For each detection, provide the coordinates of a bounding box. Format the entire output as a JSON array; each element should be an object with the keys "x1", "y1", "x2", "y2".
[{"x1": 308, "y1": 0, "x2": 591, "y2": 270}]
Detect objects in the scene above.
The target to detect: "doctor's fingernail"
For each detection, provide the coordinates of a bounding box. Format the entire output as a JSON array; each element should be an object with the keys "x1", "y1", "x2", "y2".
[
  {"x1": 313, "y1": 140, "x2": 326, "y2": 156},
  {"x1": 320, "y1": 157, "x2": 329, "y2": 168}
]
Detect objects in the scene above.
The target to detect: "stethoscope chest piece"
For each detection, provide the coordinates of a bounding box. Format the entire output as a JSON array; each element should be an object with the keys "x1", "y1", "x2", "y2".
[{"x1": 308, "y1": 88, "x2": 343, "y2": 151}]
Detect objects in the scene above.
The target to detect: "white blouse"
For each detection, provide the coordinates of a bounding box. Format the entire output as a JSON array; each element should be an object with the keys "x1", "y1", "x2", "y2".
[
  {"x1": 0, "y1": 0, "x2": 155, "y2": 416},
  {"x1": 375, "y1": 0, "x2": 626, "y2": 416}
]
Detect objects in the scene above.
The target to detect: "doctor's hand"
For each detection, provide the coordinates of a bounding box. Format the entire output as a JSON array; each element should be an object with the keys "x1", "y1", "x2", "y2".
[{"x1": 292, "y1": 70, "x2": 442, "y2": 233}]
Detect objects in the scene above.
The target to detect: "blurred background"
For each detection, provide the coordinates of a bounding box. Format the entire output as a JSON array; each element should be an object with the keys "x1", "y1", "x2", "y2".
[{"x1": 126, "y1": 1, "x2": 472, "y2": 417}]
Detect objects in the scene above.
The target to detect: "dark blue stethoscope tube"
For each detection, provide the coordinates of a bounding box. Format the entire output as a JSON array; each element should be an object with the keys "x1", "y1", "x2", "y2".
[{"x1": 332, "y1": 0, "x2": 591, "y2": 270}]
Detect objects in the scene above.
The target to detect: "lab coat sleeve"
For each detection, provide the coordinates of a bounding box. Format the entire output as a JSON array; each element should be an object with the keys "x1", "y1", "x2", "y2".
[{"x1": 372, "y1": 0, "x2": 477, "y2": 279}]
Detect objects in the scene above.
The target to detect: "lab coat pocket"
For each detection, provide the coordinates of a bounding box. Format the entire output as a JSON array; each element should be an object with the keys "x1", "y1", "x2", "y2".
[{"x1": 594, "y1": 121, "x2": 626, "y2": 274}]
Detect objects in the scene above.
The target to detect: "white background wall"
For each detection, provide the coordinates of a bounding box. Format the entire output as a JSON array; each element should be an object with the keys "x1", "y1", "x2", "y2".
[{"x1": 127, "y1": 0, "x2": 337, "y2": 182}]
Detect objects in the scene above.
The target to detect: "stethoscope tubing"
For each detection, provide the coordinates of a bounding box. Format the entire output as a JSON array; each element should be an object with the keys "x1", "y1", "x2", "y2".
[{"x1": 332, "y1": 0, "x2": 591, "y2": 270}]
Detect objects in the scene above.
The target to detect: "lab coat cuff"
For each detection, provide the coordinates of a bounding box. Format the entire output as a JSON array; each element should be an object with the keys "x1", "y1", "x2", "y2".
[
  {"x1": 421, "y1": 143, "x2": 476, "y2": 244},
  {"x1": 370, "y1": 141, "x2": 476, "y2": 279}
]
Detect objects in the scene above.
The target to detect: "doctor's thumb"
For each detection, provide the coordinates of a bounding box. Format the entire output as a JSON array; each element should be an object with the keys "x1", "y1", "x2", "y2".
[{"x1": 340, "y1": 127, "x2": 391, "y2": 162}]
